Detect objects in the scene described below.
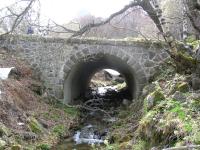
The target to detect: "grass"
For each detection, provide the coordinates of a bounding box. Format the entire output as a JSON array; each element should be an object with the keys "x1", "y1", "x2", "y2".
[
  {"x1": 63, "y1": 106, "x2": 79, "y2": 117},
  {"x1": 36, "y1": 144, "x2": 51, "y2": 150},
  {"x1": 52, "y1": 125, "x2": 65, "y2": 136}
]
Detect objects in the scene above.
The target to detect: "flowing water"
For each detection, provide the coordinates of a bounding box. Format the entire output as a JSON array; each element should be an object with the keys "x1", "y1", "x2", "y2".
[{"x1": 54, "y1": 113, "x2": 111, "y2": 150}]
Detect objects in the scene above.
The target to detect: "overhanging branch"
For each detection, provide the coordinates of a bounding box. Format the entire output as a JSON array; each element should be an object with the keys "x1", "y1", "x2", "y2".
[{"x1": 71, "y1": 0, "x2": 143, "y2": 37}]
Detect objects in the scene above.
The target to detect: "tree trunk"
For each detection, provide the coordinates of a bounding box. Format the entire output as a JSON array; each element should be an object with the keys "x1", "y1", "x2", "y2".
[{"x1": 185, "y1": 0, "x2": 200, "y2": 37}]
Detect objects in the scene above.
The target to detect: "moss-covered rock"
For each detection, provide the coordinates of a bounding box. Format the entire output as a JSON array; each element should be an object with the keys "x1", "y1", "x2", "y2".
[
  {"x1": 145, "y1": 89, "x2": 165, "y2": 110},
  {"x1": 176, "y1": 82, "x2": 189, "y2": 93},
  {"x1": 11, "y1": 144, "x2": 22, "y2": 150},
  {"x1": 28, "y1": 117, "x2": 43, "y2": 134},
  {"x1": 0, "y1": 139, "x2": 6, "y2": 149},
  {"x1": 175, "y1": 52, "x2": 197, "y2": 73}
]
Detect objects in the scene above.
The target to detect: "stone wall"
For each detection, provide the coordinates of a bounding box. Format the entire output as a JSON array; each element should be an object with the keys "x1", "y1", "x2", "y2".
[{"x1": 0, "y1": 35, "x2": 169, "y2": 103}]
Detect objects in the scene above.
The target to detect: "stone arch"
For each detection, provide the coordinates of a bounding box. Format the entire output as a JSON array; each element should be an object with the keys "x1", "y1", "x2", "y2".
[{"x1": 63, "y1": 46, "x2": 147, "y2": 104}]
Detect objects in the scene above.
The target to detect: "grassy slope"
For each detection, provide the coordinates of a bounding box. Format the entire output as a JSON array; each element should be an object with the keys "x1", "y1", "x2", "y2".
[
  {"x1": 106, "y1": 61, "x2": 200, "y2": 150},
  {"x1": 0, "y1": 50, "x2": 79, "y2": 150}
]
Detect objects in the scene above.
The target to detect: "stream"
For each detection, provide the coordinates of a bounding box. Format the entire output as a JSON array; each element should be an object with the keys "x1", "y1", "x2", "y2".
[{"x1": 53, "y1": 83, "x2": 131, "y2": 150}]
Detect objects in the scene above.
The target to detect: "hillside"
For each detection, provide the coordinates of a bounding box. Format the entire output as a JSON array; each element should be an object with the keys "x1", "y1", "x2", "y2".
[
  {"x1": 0, "y1": 49, "x2": 79, "y2": 149},
  {"x1": 107, "y1": 62, "x2": 200, "y2": 149}
]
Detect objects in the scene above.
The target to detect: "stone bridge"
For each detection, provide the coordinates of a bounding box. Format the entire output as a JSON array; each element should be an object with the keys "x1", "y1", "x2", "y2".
[{"x1": 0, "y1": 35, "x2": 169, "y2": 104}]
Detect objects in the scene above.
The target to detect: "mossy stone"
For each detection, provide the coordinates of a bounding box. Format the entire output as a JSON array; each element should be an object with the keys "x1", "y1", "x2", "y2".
[
  {"x1": 176, "y1": 82, "x2": 189, "y2": 93},
  {"x1": 0, "y1": 139, "x2": 6, "y2": 149},
  {"x1": 152, "y1": 90, "x2": 165, "y2": 102},
  {"x1": 146, "y1": 89, "x2": 165, "y2": 110},
  {"x1": 28, "y1": 117, "x2": 43, "y2": 134},
  {"x1": 11, "y1": 144, "x2": 22, "y2": 150}
]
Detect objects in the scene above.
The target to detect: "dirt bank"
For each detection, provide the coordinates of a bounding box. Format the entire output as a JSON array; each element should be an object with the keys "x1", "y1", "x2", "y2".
[{"x1": 0, "y1": 49, "x2": 79, "y2": 150}]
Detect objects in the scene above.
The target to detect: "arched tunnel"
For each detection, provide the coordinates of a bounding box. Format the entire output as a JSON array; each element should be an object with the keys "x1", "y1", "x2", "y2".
[{"x1": 63, "y1": 49, "x2": 147, "y2": 105}]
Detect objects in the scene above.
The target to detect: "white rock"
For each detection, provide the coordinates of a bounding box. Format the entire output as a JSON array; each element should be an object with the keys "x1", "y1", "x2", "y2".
[
  {"x1": 97, "y1": 86, "x2": 117, "y2": 95},
  {"x1": 17, "y1": 122, "x2": 25, "y2": 126},
  {"x1": 0, "y1": 67, "x2": 14, "y2": 80},
  {"x1": 104, "y1": 69, "x2": 120, "y2": 76},
  {"x1": 73, "y1": 131, "x2": 104, "y2": 145}
]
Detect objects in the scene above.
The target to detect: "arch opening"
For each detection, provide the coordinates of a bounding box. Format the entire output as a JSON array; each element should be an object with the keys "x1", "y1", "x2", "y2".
[
  {"x1": 64, "y1": 53, "x2": 137, "y2": 105},
  {"x1": 89, "y1": 68, "x2": 127, "y2": 96}
]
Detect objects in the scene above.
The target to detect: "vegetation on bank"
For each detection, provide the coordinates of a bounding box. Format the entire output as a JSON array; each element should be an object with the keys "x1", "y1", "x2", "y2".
[
  {"x1": 104, "y1": 53, "x2": 200, "y2": 149},
  {"x1": 0, "y1": 51, "x2": 80, "y2": 150}
]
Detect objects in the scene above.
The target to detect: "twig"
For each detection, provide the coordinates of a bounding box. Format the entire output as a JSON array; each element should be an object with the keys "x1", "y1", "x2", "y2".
[
  {"x1": 79, "y1": 105, "x2": 112, "y2": 118},
  {"x1": 0, "y1": 0, "x2": 36, "y2": 36},
  {"x1": 108, "y1": 22, "x2": 149, "y2": 41}
]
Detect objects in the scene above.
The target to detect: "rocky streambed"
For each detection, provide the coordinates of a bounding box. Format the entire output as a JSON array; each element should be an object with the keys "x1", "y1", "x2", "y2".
[{"x1": 53, "y1": 83, "x2": 131, "y2": 150}]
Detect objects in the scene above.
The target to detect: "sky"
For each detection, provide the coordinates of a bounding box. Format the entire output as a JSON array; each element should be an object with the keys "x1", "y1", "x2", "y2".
[{"x1": 0, "y1": 0, "x2": 131, "y2": 24}]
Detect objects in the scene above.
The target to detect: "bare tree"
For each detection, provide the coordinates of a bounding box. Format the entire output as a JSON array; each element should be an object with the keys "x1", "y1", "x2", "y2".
[
  {"x1": 1, "y1": 0, "x2": 200, "y2": 70},
  {"x1": 0, "y1": 0, "x2": 40, "y2": 36},
  {"x1": 71, "y1": 8, "x2": 158, "y2": 39}
]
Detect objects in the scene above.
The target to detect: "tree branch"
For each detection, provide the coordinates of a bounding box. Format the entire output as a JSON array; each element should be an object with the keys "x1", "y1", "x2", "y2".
[
  {"x1": 0, "y1": 0, "x2": 36, "y2": 36},
  {"x1": 71, "y1": 0, "x2": 143, "y2": 37},
  {"x1": 108, "y1": 22, "x2": 149, "y2": 40}
]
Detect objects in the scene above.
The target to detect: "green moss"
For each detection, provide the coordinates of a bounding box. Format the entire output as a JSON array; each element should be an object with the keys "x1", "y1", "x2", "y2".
[
  {"x1": 52, "y1": 125, "x2": 65, "y2": 136},
  {"x1": 189, "y1": 40, "x2": 200, "y2": 50},
  {"x1": 184, "y1": 122, "x2": 193, "y2": 132},
  {"x1": 36, "y1": 144, "x2": 51, "y2": 150},
  {"x1": 145, "y1": 89, "x2": 165, "y2": 110},
  {"x1": 184, "y1": 118, "x2": 200, "y2": 144},
  {"x1": 139, "y1": 110, "x2": 158, "y2": 127},
  {"x1": 191, "y1": 99, "x2": 200, "y2": 111},
  {"x1": 132, "y1": 140, "x2": 149, "y2": 150},
  {"x1": 63, "y1": 106, "x2": 79, "y2": 117},
  {"x1": 28, "y1": 117, "x2": 43, "y2": 134},
  {"x1": 170, "y1": 103, "x2": 186, "y2": 120},
  {"x1": 176, "y1": 52, "x2": 197, "y2": 73},
  {"x1": 179, "y1": 52, "x2": 196, "y2": 65},
  {"x1": 185, "y1": 35, "x2": 197, "y2": 43},
  {"x1": 48, "y1": 112, "x2": 60, "y2": 121},
  {"x1": 192, "y1": 132, "x2": 200, "y2": 144},
  {"x1": 11, "y1": 144, "x2": 22, "y2": 150},
  {"x1": 116, "y1": 82, "x2": 126, "y2": 90},
  {"x1": 51, "y1": 101, "x2": 79, "y2": 117},
  {"x1": 103, "y1": 139, "x2": 120, "y2": 150},
  {"x1": 152, "y1": 90, "x2": 165, "y2": 103}
]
